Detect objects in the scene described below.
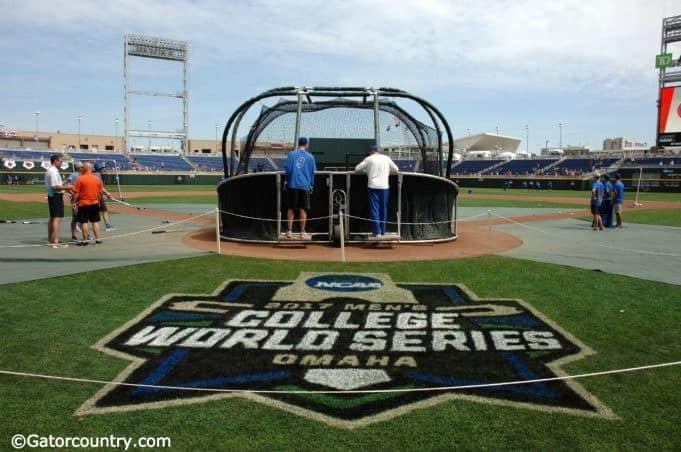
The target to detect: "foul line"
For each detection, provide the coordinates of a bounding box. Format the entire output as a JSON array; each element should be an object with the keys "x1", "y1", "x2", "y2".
[{"x1": 0, "y1": 360, "x2": 678, "y2": 395}]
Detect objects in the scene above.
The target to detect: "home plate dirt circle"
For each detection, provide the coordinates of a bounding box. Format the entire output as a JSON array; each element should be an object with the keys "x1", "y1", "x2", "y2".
[{"x1": 183, "y1": 221, "x2": 523, "y2": 262}]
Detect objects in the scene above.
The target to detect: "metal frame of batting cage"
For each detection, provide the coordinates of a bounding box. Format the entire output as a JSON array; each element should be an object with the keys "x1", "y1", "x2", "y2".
[{"x1": 218, "y1": 87, "x2": 455, "y2": 179}]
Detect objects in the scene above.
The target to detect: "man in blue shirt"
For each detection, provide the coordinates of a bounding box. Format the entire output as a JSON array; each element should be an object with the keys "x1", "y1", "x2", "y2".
[
  {"x1": 590, "y1": 173, "x2": 604, "y2": 230},
  {"x1": 284, "y1": 136, "x2": 316, "y2": 239},
  {"x1": 613, "y1": 173, "x2": 625, "y2": 229},
  {"x1": 600, "y1": 174, "x2": 613, "y2": 228}
]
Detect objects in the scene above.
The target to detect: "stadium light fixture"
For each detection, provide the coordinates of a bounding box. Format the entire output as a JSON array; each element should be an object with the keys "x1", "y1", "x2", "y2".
[
  {"x1": 77, "y1": 115, "x2": 82, "y2": 148},
  {"x1": 215, "y1": 124, "x2": 219, "y2": 155},
  {"x1": 558, "y1": 122, "x2": 563, "y2": 150},
  {"x1": 34, "y1": 111, "x2": 40, "y2": 140},
  {"x1": 114, "y1": 118, "x2": 119, "y2": 150}
]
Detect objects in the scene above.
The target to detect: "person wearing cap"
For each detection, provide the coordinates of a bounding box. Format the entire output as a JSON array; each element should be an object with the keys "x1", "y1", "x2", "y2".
[
  {"x1": 354, "y1": 145, "x2": 399, "y2": 238},
  {"x1": 44, "y1": 154, "x2": 73, "y2": 248},
  {"x1": 590, "y1": 173, "x2": 604, "y2": 231},
  {"x1": 66, "y1": 161, "x2": 85, "y2": 242},
  {"x1": 284, "y1": 136, "x2": 316, "y2": 239},
  {"x1": 600, "y1": 174, "x2": 613, "y2": 228},
  {"x1": 73, "y1": 162, "x2": 104, "y2": 245},
  {"x1": 613, "y1": 173, "x2": 625, "y2": 229},
  {"x1": 93, "y1": 163, "x2": 115, "y2": 231}
]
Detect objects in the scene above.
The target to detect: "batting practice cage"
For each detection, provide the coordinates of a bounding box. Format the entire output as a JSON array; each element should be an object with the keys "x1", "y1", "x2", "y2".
[{"x1": 218, "y1": 87, "x2": 459, "y2": 244}]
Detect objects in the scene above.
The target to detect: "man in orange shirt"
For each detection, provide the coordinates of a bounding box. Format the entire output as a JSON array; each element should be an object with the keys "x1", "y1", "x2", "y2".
[{"x1": 73, "y1": 162, "x2": 104, "y2": 245}]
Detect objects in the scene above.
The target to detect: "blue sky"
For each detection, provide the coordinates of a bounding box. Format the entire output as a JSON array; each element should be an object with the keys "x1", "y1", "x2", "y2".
[{"x1": 1, "y1": 0, "x2": 678, "y2": 152}]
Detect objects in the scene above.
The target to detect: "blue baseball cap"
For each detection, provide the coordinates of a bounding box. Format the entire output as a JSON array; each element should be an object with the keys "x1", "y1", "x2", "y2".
[
  {"x1": 369, "y1": 145, "x2": 379, "y2": 152},
  {"x1": 298, "y1": 136, "x2": 309, "y2": 146}
]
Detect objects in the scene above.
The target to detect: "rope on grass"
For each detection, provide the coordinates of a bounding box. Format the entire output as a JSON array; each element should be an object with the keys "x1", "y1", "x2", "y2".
[
  {"x1": 0, "y1": 210, "x2": 216, "y2": 249},
  {"x1": 0, "y1": 360, "x2": 679, "y2": 395}
]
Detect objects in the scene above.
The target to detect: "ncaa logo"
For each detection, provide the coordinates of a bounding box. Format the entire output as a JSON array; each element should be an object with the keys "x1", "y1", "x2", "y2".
[
  {"x1": 305, "y1": 275, "x2": 382, "y2": 292},
  {"x1": 79, "y1": 272, "x2": 615, "y2": 428}
]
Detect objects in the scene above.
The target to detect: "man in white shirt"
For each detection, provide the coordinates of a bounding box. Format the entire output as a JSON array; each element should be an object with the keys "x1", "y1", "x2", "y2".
[
  {"x1": 44, "y1": 154, "x2": 72, "y2": 248},
  {"x1": 354, "y1": 145, "x2": 399, "y2": 237}
]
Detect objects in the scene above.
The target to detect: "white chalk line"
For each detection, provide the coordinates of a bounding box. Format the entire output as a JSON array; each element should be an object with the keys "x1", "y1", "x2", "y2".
[{"x1": 0, "y1": 360, "x2": 678, "y2": 395}]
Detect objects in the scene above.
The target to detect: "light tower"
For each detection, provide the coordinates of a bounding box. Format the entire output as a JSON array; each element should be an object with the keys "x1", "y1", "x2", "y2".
[{"x1": 124, "y1": 34, "x2": 189, "y2": 154}]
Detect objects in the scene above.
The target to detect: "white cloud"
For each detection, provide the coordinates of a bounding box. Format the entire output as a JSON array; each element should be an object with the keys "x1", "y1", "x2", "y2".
[
  {"x1": 1, "y1": 0, "x2": 675, "y2": 142},
  {"x1": 6, "y1": 0, "x2": 669, "y2": 91}
]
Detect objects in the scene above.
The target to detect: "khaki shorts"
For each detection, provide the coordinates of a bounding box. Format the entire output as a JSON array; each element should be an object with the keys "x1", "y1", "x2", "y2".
[{"x1": 614, "y1": 203, "x2": 622, "y2": 213}]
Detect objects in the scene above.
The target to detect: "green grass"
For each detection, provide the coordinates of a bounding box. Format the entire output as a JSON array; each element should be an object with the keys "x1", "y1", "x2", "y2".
[
  {"x1": 1, "y1": 254, "x2": 679, "y2": 450},
  {"x1": 458, "y1": 198, "x2": 583, "y2": 209},
  {"x1": 621, "y1": 208, "x2": 681, "y2": 227},
  {"x1": 0, "y1": 199, "x2": 47, "y2": 221},
  {"x1": 463, "y1": 187, "x2": 681, "y2": 202}
]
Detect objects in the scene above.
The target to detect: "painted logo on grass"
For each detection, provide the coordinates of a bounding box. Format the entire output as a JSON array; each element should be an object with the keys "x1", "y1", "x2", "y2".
[{"x1": 78, "y1": 273, "x2": 615, "y2": 427}]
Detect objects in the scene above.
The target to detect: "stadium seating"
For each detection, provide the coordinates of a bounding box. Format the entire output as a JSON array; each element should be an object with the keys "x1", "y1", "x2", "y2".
[
  {"x1": 271, "y1": 158, "x2": 286, "y2": 170},
  {"x1": 130, "y1": 154, "x2": 194, "y2": 172},
  {"x1": 249, "y1": 157, "x2": 276, "y2": 172},
  {"x1": 187, "y1": 156, "x2": 223, "y2": 172},
  {"x1": 393, "y1": 159, "x2": 417, "y2": 172},
  {"x1": 451, "y1": 159, "x2": 503, "y2": 175},
  {"x1": 620, "y1": 157, "x2": 677, "y2": 167},
  {"x1": 485, "y1": 159, "x2": 558, "y2": 175},
  {"x1": 68, "y1": 152, "x2": 132, "y2": 170}
]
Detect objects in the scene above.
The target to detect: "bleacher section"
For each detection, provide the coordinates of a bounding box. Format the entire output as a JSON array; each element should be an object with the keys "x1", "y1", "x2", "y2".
[
  {"x1": 620, "y1": 157, "x2": 677, "y2": 167},
  {"x1": 188, "y1": 156, "x2": 223, "y2": 172},
  {"x1": 272, "y1": 158, "x2": 286, "y2": 170},
  {"x1": 130, "y1": 154, "x2": 194, "y2": 172},
  {"x1": 484, "y1": 159, "x2": 558, "y2": 176},
  {"x1": 248, "y1": 157, "x2": 276, "y2": 172},
  {"x1": 451, "y1": 159, "x2": 502, "y2": 175},
  {"x1": 68, "y1": 152, "x2": 132, "y2": 170},
  {"x1": 393, "y1": 159, "x2": 416, "y2": 172},
  {"x1": 549, "y1": 158, "x2": 619, "y2": 175},
  {"x1": 0, "y1": 149, "x2": 53, "y2": 161}
]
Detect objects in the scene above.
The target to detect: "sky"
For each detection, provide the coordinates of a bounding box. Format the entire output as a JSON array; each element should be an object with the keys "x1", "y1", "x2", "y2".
[{"x1": 1, "y1": 0, "x2": 679, "y2": 153}]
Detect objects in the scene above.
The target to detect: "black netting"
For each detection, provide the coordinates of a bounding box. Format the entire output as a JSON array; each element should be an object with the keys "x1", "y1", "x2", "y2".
[{"x1": 236, "y1": 98, "x2": 439, "y2": 175}]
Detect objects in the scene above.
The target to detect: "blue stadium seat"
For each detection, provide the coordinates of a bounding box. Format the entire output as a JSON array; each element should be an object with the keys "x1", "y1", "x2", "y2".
[
  {"x1": 129, "y1": 154, "x2": 194, "y2": 172},
  {"x1": 187, "y1": 156, "x2": 223, "y2": 172},
  {"x1": 485, "y1": 159, "x2": 558, "y2": 175},
  {"x1": 450, "y1": 159, "x2": 502, "y2": 175}
]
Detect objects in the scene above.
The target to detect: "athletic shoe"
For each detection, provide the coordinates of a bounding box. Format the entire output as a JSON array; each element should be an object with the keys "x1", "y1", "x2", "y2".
[
  {"x1": 300, "y1": 232, "x2": 310, "y2": 240},
  {"x1": 285, "y1": 230, "x2": 292, "y2": 239},
  {"x1": 77, "y1": 241, "x2": 89, "y2": 246},
  {"x1": 71, "y1": 236, "x2": 78, "y2": 242},
  {"x1": 51, "y1": 243, "x2": 69, "y2": 249},
  {"x1": 95, "y1": 239, "x2": 103, "y2": 244},
  {"x1": 105, "y1": 224, "x2": 116, "y2": 232}
]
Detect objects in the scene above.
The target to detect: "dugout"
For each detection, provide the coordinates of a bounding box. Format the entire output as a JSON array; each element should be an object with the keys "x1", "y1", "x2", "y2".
[{"x1": 218, "y1": 87, "x2": 459, "y2": 244}]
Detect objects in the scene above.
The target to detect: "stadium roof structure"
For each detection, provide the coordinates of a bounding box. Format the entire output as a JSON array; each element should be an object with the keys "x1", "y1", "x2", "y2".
[{"x1": 454, "y1": 133, "x2": 521, "y2": 153}]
